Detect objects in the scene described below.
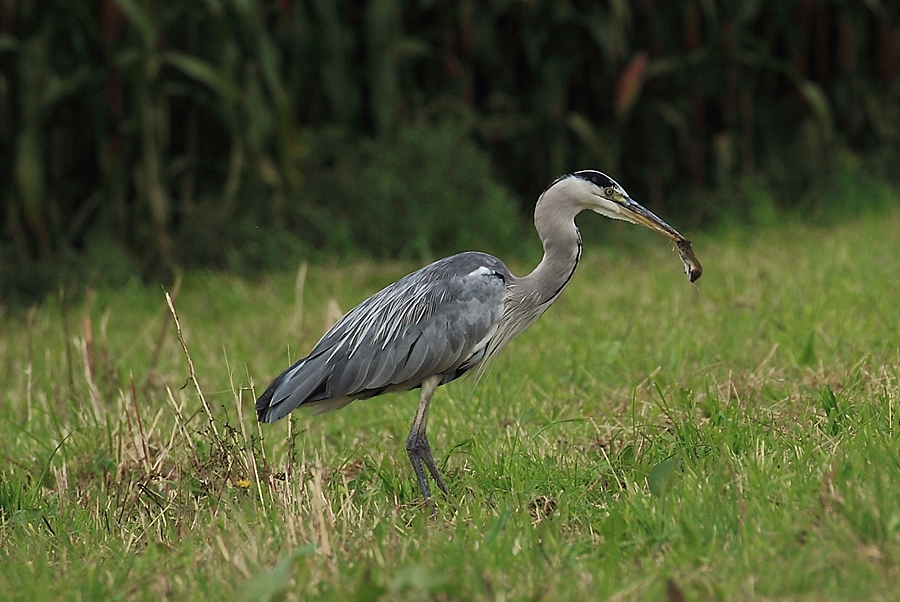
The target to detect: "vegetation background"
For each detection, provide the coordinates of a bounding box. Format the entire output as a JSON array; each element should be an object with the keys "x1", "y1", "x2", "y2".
[
  {"x1": 1, "y1": 0, "x2": 899, "y2": 301},
  {"x1": 3, "y1": 2, "x2": 900, "y2": 600}
]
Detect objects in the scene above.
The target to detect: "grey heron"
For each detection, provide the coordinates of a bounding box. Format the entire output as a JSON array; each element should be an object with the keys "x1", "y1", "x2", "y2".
[{"x1": 256, "y1": 170, "x2": 701, "y2": 503}]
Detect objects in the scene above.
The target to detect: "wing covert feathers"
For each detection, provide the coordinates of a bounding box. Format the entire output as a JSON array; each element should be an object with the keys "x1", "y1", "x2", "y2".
[{"x1": 256, "y1": 252, "x2": 509, "y2": 422}]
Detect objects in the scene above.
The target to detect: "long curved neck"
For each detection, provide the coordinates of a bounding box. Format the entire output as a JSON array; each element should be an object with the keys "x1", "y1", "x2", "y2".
[
  {"x1": 475, "y1": 181, "x2": 585, "y2": 377},
  {"x1": 515, "y1": 184, "x2": 583, "y2": 306}
]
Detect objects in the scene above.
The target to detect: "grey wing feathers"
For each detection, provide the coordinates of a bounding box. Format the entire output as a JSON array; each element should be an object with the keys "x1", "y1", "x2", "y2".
[{"x1": 256, "y1": 252, "x2": 509, "y2": 423}]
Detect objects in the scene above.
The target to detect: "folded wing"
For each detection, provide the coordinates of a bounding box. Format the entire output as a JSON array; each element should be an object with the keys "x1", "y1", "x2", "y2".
[{"x1": 256, "y1": 252, "x2": 510, "y2": 423}]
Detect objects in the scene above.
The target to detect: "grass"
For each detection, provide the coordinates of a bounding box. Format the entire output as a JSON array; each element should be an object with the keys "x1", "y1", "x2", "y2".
[{"x1": 3, "y1": 207, "x2": 900, "y2": 601}]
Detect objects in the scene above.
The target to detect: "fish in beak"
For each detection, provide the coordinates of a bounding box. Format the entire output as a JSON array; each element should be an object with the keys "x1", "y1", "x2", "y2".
[{"x1": 619, "y1": 197, "x2": 703, "y2": 283}]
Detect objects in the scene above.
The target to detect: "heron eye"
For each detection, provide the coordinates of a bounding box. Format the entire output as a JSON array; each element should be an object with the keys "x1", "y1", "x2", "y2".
[{"x1": 604, "y1": 187, "x2": 615, "y2": 196}]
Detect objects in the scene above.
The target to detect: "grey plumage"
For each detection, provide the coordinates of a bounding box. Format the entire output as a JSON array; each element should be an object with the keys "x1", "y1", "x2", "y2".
[
  {"x1": 256, "y1": 170, "x2": 701, "y2": 504},
  {"x1": 256, "y1": 252, "x2": 509, "y2": 421}
]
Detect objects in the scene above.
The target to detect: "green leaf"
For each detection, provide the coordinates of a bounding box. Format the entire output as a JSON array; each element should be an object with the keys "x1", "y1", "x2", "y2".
[
  {"x1": 352, "y1": 566, "x2": 387, "y2": 602},
  {"x1": 566, "y1": 112, "x2": 615, "y2": 169},
  {"x1": 42, "y1": 67, "x2": 92, "y2": 109},
  {"x1": 820, "y1": 386, "x2": 843, "y2": 436},
  {"x1": 483, "y1": 508, "x2": 511, "y2": 546},
  {"x1": 113, "y1": 0, "x2": 157, "y2": 50},
  {"x1": 600, "y1": 510, "x2": 627, "y2": 544},
  {"x1": 390, "y1": 565, "x2": 448, "y2": 595},
  {"x1": 645, "y1": 50, "x2": 708, "y2": 78},
  {"x1": 15, "y1": 128, "x2": 45, "y2": 221},
  {"x1": 799, "y1": 80, "x2": 834, "y2": 138},
  {"x1": 239, "y1": 544, "x2": 316, "y2": 602},
  {"x1": 798, "y1": 331, "x2": 816, "y2": 366},
  {"x1": 647, "y1": 459, "x2": 679, "y2": 497},
  {"x1": 202, "y1": 0, "x2": 225, "y2": 15},
  {"x1": 0, "y1": 33, "x2": 18, "y2": 53},
  {"x1": 821, "y1": 386, "x2": 838, "y2": 415},
  {"x1": 257, "y1": 36, "x2": 285, "y2": 102},
  {"x1": 164, "y1": 51, "x2": 238, "y2": 102},
  {"x1": 231, "y1": 0, "x2": 254, "y2": 16}
]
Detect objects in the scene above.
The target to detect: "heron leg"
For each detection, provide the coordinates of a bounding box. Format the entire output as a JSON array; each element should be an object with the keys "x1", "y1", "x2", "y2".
[{"x1": 406, "y1": 376, "x2": 449, "y2": 502}]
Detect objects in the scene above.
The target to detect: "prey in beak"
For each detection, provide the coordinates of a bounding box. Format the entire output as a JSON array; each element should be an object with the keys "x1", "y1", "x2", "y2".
[
  {"x1": 619, "y1": 197, "x2": 703, "y2": 283},
  {"x1": 569, "y1": 169, "x2": 703, "y2": 283}
]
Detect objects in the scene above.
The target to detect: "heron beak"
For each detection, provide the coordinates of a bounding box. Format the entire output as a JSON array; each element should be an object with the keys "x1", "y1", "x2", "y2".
[
  {"x1": 619, "y1": 197, "x2": 684, "y2": 241},
  {"x1": 620, "y1": 198, "x2": 703, "y2": 282}
]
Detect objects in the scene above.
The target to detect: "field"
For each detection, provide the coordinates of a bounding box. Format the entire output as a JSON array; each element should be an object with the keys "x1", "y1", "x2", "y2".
[{"x1": 3, "y1": 209, "x2": 900, "y2": 601}]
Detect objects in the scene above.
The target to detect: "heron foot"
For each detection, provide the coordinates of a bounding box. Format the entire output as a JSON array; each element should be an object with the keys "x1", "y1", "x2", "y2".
[{"x1": 406, "y1": 433, "x2": 449, "y2": 509}]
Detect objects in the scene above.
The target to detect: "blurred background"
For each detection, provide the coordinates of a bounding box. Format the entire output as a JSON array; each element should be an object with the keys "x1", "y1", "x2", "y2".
[{"x1": 1, "y1": 0, "x2": 898, "y2": 302}]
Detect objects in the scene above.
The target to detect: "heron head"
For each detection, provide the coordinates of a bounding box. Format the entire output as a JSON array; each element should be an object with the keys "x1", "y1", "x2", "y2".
[
  {"x1": 571, "y1": 170, "x2": 684, "y2": 242},
  {"x1": 568, "y1": 170, "x2": 701, "y2": 281}
]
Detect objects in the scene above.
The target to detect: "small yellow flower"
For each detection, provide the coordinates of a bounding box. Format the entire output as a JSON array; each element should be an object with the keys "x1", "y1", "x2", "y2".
[{"x1": 235, "y1": 478, "x2": 251, "y2": 489}]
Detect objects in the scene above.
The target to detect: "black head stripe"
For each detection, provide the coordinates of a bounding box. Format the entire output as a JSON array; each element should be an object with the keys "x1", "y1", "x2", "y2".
[
  {"x1": 572, "y1": 170, "x2": 615, "y2": 189},
  {"x1": 541, "y1": 170, "x2": 622, "y2": 200}
]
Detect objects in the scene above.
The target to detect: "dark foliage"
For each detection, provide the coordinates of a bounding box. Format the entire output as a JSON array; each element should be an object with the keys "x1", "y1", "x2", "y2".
[{"x1": 1, "y1": 0, "x2": 898, "y2": 300}]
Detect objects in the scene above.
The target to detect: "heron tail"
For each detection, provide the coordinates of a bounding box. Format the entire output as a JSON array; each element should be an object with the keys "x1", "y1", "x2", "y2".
[
  {"x1": 256, "y1": 351, "x2": 339, "y2": 422},
  {"x1": 256, "y1": 357, "x2": 311, "y2": 423}
]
